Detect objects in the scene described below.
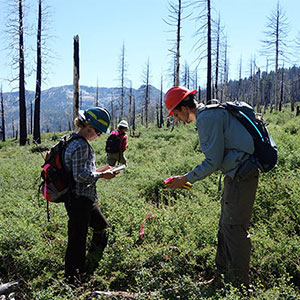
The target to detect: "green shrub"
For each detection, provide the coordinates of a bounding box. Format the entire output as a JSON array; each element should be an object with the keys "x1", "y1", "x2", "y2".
[{"x1": 0, "y1": 111, "x2": 300, "y2": 299}]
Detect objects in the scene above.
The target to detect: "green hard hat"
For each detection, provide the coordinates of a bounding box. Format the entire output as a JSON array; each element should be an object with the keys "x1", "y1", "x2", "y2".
[{"x1": 79, "y1": 107, "x2": 111, "y2": 134}]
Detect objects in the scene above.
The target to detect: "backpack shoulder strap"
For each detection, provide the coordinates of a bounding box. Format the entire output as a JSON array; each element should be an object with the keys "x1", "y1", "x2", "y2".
[
  {"x1": 222, "y1": 101, "x2": 257, "y2": 120},
  {"x1": 64, "y1": 134, "x2": 91, "y2": 153},
  {"x1": 198, "y1": 100, "x2": 225, "y2": 114},
  {"x1": 61, "y1": 135, "x2": 90, "y2": 170},
  {"x1": 66, "y1": 134, "x2": 87, "y2": 144}
]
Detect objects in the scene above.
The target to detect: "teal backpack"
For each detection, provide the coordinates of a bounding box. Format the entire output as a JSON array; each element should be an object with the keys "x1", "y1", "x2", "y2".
[{"x1": 206, "y1": 101, "x2": 278, "y2": 172}]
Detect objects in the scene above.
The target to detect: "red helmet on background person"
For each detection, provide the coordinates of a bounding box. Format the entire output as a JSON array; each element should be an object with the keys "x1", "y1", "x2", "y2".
[{"x1": 164, "y1": 86, "x2": 197, "y2": 116}]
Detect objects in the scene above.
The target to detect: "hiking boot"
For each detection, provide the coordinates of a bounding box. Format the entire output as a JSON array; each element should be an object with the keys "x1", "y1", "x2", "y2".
[{"x1": 65, "y1": 272, "x2": 82, "y2": 287}]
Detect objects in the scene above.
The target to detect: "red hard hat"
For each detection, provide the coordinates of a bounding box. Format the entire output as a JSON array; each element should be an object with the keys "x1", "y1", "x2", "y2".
[{"x1": 165, "y1": 86, "x2": 197, "y2": 116}]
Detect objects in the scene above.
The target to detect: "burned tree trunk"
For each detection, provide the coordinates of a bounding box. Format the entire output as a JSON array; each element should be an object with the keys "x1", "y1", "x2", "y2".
[
  {"x1": 73, "y1": 35, "x2": 80, "y2": 128},
  {"x1": 279, "y1": 68, "x2": 284, "y2": 111},
  {"x1": 159, "y1": 75, "x2": 164, "y2": 128},
  {"x1": 256, "y1": 68, "x2": 261, "y2": 113},
  {"x1": 132, "y1": 94, "x2": 136, "y2": 135},
  {"x1": 33, "y1": 0, "x2": 42, "y2": 143},
  {"x1": 19, "y1": 0, "x2": 27, "y2": 146},
  {"x1": 0, "y1": 88, "x2": 5, "y2": 142},
  {"x1": 206, "y1": 0, "x2": 212, "y2": 103}
]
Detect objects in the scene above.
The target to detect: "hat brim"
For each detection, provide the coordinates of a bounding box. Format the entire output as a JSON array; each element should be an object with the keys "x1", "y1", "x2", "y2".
[{"x1": 78, "y1": 110, "x2": 86, "y2": 121}]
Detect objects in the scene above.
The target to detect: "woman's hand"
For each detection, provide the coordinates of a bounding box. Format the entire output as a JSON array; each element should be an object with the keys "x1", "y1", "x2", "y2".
[
  {"x1": 96, "y1": 164, "x2": 111, "y2": 172},
  {"x1": 99, "y1": 169, "x2": 118, "y2": 180}
]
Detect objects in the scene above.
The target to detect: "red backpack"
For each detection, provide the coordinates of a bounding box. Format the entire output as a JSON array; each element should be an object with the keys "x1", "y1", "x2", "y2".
[{"x1": 39, "y1": 135, "x2": 86, "y2": 204}]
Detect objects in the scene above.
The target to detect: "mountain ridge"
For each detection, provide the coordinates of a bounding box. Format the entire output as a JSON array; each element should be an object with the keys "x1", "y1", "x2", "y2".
[{"x1": 2, "y1": 84, "x2": 163, "y2": 137}]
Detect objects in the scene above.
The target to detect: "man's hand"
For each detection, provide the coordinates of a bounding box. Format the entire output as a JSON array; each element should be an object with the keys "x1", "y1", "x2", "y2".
[{"x1": 165, "y1": 176, "x2": 188, "y2": 188}]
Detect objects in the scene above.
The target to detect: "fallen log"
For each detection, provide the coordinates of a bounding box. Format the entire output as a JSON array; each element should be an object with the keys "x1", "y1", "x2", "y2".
[
  {"x1": 90, "y1": 290, "x2": 139, "y2": 299},
  {"x1": 0, "y1": 281, "x2": 19, "y2": 295},
  {"x1": 90, "y1": 285, "x2": 181, "y2": 299}
]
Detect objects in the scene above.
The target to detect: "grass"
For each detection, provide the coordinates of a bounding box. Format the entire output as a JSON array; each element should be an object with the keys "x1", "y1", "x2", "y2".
[{"x1": 0, "y1": 107, "x2": 300, "y2": 299}]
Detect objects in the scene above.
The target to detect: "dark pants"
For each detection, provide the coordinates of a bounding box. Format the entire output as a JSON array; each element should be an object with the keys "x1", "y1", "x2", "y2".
[
  {"x1": 215, "y1": 161, "x2": 259, "y2": 288},
  {"x1": 64, "y1": 195, "x2": 110, "y2": 280}
]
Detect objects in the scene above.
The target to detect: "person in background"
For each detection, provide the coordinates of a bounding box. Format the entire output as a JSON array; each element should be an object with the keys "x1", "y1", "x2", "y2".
[
  {"x1": 64, "y1": 106, "x2": 118, "y2": 284},
  {"x1": 164, "y1": 86, "x2": 259, "y2": 291},
  {"x1": 166, "y1": 117, "x2": 171, "y2": 129},
  {"x1": 106, "y1": 120, "x2": 129, "y2": 166}
]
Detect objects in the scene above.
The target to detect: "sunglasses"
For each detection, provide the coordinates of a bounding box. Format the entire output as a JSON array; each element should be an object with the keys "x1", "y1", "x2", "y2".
[{"x1": 94, "y1": 128, "x2": 102, "y2": 136}]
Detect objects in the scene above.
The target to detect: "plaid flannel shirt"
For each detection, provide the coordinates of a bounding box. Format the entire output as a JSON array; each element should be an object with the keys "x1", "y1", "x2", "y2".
[{"x1": 64, "y1": 134, "x2": 99, "y2": 202}]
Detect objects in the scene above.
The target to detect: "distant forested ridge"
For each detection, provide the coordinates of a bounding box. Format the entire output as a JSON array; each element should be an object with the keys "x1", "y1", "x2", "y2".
[
  {"x1": 1, "y1": 65, "x2": 300, "y2": 138},
  {"x1": 225, "y1": 66, "x2": 300, "y2": 106}
]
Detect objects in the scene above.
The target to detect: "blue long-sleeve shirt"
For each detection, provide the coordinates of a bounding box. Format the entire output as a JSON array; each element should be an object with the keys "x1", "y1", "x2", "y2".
[{"x1": 185, "y1": 106, "x2": 254, "y2": 184}]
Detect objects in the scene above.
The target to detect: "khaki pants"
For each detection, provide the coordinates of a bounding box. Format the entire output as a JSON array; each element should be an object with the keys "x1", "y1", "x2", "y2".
[
  {"x1": 215, "y1": 165, "x2": 259, "y2": 288},
  {"x1": 106, "y1": 152, "x2": 127, "y2": 167}
]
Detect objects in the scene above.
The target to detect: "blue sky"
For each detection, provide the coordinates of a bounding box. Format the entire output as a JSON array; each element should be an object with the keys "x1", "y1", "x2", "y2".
[{"x1": 0, "y1": 0, "x2": 299, "y2": 93}]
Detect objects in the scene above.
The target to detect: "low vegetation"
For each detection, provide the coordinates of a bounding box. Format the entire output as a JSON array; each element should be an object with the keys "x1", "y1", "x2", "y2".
[{"x1": 0, "y1": 107, "x2": 300, "y2": 299}]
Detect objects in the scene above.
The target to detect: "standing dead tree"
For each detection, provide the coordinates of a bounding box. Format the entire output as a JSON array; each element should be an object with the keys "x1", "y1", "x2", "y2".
[
  {"x1": 237, "y1": 56, "x2": 243, "y2": 100},
  {"x1": 110, "y1": 96, "x2": 115, "y2": 130},
  {"x1": 95, "y1": 79, "x2": 99, "y2": 106},
  {"x1": 33, "y1": 0, "x2": 43, "y2": 143},
  {"x1": 33, "y1": 0, "x2": 51, "y2": 143},
  {"x1": 156, "y1": 102, "x2": 159, "y2": 128},
  {"x1": 279, "y1": 66, "x2": 285, "y2": 111},
  {"x1": 29, "y1": 100, "x2": 33, "y2": 134},
  {"x1": 261, "y1": 2, "x2": 289, "y2": 111},
  {"x1": 193, "y1": 0, "x2": 213, "y2": 103},
  {"x1": 164, "y1": 0, "x2": 190, "y2": 86},
  {"x1": 128, "y1": 82, "x2": 133, "y2": 134},
  {"x1": 67, "y1": 96, "x2": 72, "y2": 131},
  {"x1": 182, "y1": 61, "x2": 190, "y2": 88},
  {"x1": 132, "y1": 92, "x2": 136, "y2": 135},
  {"x1": 263, "y1": 60, "x2": 272, "y2": 113},
  {"x1": 220, "y1": 36, "x2": 228, "y2": 102},
  {"x1": 159, "y1": 75, "x2": 164, "y2": 128},
  {"x1": 213, "y1": 15, "x2": 225, "y2": 100},
  {"x1": 18, "y1": 0, "x2": 27, "y2": 145},
  {"x1": 256, "y1": 68, "x2": 261, "y2": 113},
  {"x1": 141, "y1": 59, "x2": 151, "y2": 128},
  {"x1": 73, "y1": 35, "x2": 80, "y2": 126},
  {"x1": 118, "y1": 42, "x2": 127, "y2": 120},
  {"x1": 5, "y1": 0, "x2": 28, "y2": 145},
  {"x1": 294, "y1": 31, "x2": 300, "y2": 112},
  {"x1": 79, "y1": 90, "x2": 82, "y2": 109},
  {"x1": 0, "y1": 87, "x2": 5, "y2": 142},
  {"x1": 191, "y1": 67, "x2": 198, "y2": 91},
  {"x1": 249, "y1": 57, "x2": 256, "y2": 107}
]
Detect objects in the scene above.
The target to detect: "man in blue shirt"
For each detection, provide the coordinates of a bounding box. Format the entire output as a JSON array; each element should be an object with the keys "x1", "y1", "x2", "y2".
[{"x1": 165, "y1": 86, "x2": 259, "y2": 290}]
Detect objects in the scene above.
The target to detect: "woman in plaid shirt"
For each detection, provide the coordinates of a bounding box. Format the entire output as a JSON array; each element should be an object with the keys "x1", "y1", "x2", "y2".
[{"x1": 64, "y1": 107, "x2": 118, "y2": 284}]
